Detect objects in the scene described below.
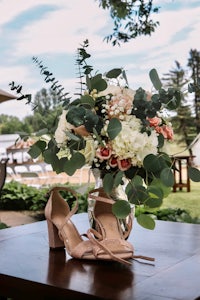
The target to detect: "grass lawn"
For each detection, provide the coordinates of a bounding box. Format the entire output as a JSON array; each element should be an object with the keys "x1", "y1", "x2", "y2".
[{"x1": 162, "y1": 181, "x2": 200, "y2": 218}]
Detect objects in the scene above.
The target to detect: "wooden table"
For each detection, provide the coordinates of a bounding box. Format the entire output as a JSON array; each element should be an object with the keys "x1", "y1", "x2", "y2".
[{"x1": 0, "y1": 213, "x2": 200, "y2": 300}]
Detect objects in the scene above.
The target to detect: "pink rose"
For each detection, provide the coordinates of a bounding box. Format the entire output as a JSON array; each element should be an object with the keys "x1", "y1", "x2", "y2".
[
  {"x1": 162, "y1": 125, "x2": 174, "y2": 140},
  {"x1": 147, "y1": 117, "x2": 162, "y2": 127},
  {"x1": 155, "y1": 125, "x2": 174, "y2": 140}
]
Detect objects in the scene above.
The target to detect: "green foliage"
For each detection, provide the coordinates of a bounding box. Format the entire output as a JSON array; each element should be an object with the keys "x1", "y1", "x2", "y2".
[
  {"x1": 0, "y1": 222, "x2": 9, "y2": 229},
  {"x1": 6, "y1": 42, "x2": 200, "y2": 231},
  {"x1": 0, "y1": 114, "x2": 32, "y2": 134},
  {"x1": 98, "y1": 0, "x2": 160, "y2": 46},
  {"x1": 9, "y1": 81, "x2": 32, "y2": 103},
  {"x1": 135, "y1": 206, "x2": 200, "y2": 224},
  {"x1": 0, "y1": 181, "x2": 88, "y2": 213},
  {"x1": 32, "y1": 58, "x2": 70, "y2": 105},
  {"x1": 0, "y1": 181, "x2": 49, "y2": 211}
]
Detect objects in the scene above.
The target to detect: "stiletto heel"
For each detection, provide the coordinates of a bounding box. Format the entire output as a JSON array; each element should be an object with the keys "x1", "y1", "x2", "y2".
[{"x1": 46, "y1": 219, "x2": 65, "y2": 249}]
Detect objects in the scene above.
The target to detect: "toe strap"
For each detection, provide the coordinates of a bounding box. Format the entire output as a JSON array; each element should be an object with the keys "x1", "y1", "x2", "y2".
[{"x1": 87, "y1": 228, "x2": 132, "y2": 265}]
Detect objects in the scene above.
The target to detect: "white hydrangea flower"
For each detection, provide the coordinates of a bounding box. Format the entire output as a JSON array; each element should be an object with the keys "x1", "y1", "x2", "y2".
[
  {"x1": 111, "y1": 115, "x2": 158, "y2": 167},
  {"x1": 54, "y1": 110, "x2": 74, "y2": 146}
]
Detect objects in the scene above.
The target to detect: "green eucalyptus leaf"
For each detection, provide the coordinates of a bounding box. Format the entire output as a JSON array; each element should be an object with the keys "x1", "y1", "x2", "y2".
[
  {"x1": 63, "y1": 152, "x2": 85, "y2": 176},
  {"x1": 90, "y1": 74, "x2": 107, "y2": 91},
  {"x1": 188, "y1": 167, "x2": 200, "y2": 182},
  {"x1": 28, "y1": 140, "x2": 46, "y2": 158},
  {"x1": 158, "y1": 134, "x2": 164, "y2": 148},
  {"x1": 68, "y1": 137, "x2": 85, "y2": 151},
  {"x1": 131, "y1": 175, "x2": 143, "y2": 186},
  {"x1": 160, "y1": 168, "x2": 174, "y2": 187},
  {"x1": 149, "y1": 69, "x2": 162, "y2": 91},
  {"x1": 63, "y1": 159, "x2": 76, "y2": 176},
  {"x1": 112, "y1": 200, "x2": 131, "y2": 219},
  {"x1": 146, "y1": 197, "x2": 162, "y2": 208},
  {"x1": 85, "y1": 110, "x2": 99, "y2": 131},
  {"x1": 137, "y1": 214, "x2": 155, "y2": 230},
  {"x1": 148, "y1": 185, "x2": 163, "y2": 199},
  {"x1": 43, "y1": 145, "x2": 59, "y2": 164},
  {"x1": 114, "y1": 171, "x2": 124, "y2": 187},
  {"x1": 150, "y1": 178, "x2": 171, "y2": 197},
  {"x1": 67, "y1": 106, "x2": 85, "y2": 127},
  {"x1": 107, "y1": 118, "x2": 122, "y2": 140},
  {"x1": 106, "y1": 68, "x2": 122, "y2": 78},
  {"x1": 143, "y1": 154, "x2": 162, "y2": 173},
  {"x1": 146, "y1": 186, "x2": 163, "y2": 208},
  {"x1": 103, "y1": 173, "x2": 114, "y2": 194},
  {"x1": 80, "y1": 95, "x2": 95, "y2": 108},
  {"x1": 125, "y1": 184, "x2": 138, "y2": 204}
]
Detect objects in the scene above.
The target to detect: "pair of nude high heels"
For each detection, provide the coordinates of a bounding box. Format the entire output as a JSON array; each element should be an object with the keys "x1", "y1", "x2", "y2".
[{"x1": 45, "y1": 186, "x2": 154, "y2": 265}]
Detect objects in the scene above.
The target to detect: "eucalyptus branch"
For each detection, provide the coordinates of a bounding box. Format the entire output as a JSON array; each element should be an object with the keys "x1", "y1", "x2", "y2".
[
  {"x1": 75, "y1": 39, "x2": 93, "y2": 95},
  {"x1": 9, "y1": 81, "x2": 33, "y2": 106},
  {"x1": 32, "y1": 56, "x2": 71, "y2": 107}
]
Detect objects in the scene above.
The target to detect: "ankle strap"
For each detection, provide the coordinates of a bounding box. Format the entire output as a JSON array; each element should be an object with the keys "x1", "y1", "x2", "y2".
[{"x1": 88, "y1": 188, "x2": 114, "y2": 205}]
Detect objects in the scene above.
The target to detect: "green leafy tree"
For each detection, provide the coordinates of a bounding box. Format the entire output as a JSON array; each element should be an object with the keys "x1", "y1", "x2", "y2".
[
  {"x1": 97, "y1": 0, "x2": 160, "y2": 45},
  {"x1": 187, "y1": 49, "x2": 200, "y2": 134},
  {"x1": 162, "y1": 61, "x2": 195, "y2": 154},
  {"x1": 0, "y1": 115, "x2": 32, "y2": 134}
]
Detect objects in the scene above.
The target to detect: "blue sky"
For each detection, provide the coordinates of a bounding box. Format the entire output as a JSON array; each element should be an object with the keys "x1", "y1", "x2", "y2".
[{"x1": 0, "y1": 0, "x2": 200, "y2": 119}]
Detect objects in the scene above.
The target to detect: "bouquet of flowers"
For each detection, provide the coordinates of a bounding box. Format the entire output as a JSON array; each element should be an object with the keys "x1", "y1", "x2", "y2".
[{"x1": 26, "y1": 41, "x2": 200, "y2": 229}]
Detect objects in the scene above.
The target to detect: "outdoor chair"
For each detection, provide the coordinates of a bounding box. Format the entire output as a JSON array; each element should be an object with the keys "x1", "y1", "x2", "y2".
[{"x1": 0, "y1": 158, "x2": 9, "y2": 193}]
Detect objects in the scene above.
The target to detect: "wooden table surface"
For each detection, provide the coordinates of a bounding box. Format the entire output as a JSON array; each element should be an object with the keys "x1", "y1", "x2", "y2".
[{"x1": 0, "y1": 213, "x2": 200, "y2": 300}]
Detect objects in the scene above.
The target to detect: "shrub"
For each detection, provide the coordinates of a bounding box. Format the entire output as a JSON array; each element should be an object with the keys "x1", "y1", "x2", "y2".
[
  {"x1": 0, "y1": 181, "x2": 49, "y2": 211},
  {"x1": 135, "y1": 207, "x2": 200, "y2": 224},
  {"x1": 0, "y1": 181, "x2": 88, "y2": 213}
]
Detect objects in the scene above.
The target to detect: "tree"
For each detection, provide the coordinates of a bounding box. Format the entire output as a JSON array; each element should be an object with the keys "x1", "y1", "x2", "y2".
[
  {"x1": 97, "y1": 0, "x2": 160, "y2": 46},
  {"x1": 187, "y1": 49, "x2": 200, "y2": 134},
  {"x1": 162, "y1": 61, "x2": 195, "y2": 154},
  {"x1": 0, "y1": 115, "x2": 31, "y2": 134}
]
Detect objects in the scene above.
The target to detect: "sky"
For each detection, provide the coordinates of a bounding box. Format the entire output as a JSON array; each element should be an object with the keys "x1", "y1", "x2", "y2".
[{"x1": 0, "y1": 0, "x2": 200, "y2": 120}]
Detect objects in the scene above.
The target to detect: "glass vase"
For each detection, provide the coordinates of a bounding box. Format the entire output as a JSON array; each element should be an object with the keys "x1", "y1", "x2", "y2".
[{"x1": 88, "y1": 168, "x2": 135, "y2": 238}]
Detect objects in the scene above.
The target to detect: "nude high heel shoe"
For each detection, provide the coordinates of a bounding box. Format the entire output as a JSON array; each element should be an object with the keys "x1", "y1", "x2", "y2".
[
  {"x1": 45, "y1": 186, "x2": 95, "y2": 260},
  {"x1": 45, "y1": 186, "x2": 134, "y2": 265},
  {"x1": 88, "y1": 188, "x2": 155, "y2": 263},
  {"x1": 87, "y1": 188, "x2": 134, "y2": 261}
]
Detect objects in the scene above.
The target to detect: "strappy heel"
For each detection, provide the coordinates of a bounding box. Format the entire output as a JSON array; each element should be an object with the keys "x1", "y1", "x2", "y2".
[
  {"x1": 88, "y1": 188, "x2": 155, "y2": 264},
  {"x1": 45, "y1": 186, "x2": 133, "y2": 264},
  {"x1": 45, "y1": 186, "x2": 153, "y2": 265},
  {"x1": 88, "y1": 188, "x2": 134, "y2": 261},
  {"x1": 45, "y1": 186, "x2": 96, "y2": 260}
]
